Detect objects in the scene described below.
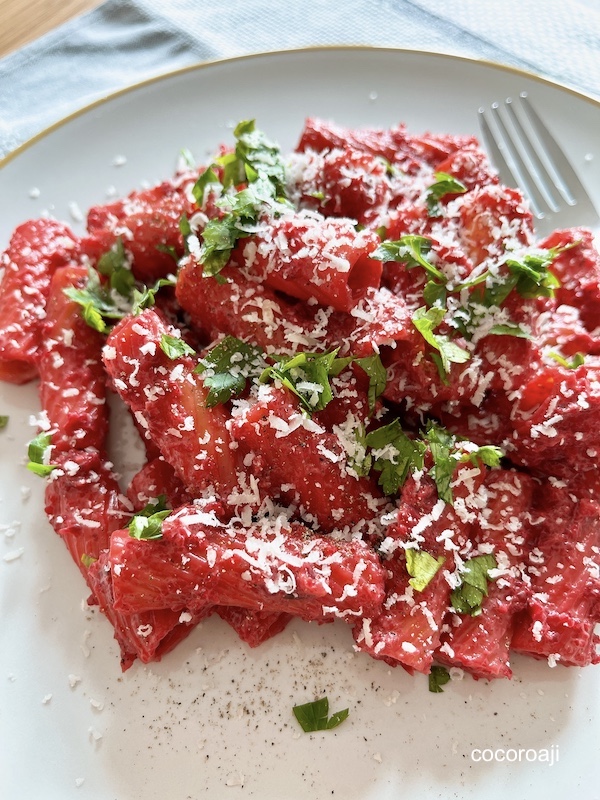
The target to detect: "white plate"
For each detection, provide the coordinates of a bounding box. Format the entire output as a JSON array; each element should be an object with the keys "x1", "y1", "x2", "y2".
[{"x1": 1, "y1": 48, "x2": 599, "y2": 800}]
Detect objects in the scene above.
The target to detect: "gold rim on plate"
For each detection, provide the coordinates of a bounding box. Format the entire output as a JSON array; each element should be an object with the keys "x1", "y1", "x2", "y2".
[{"x1": 2, "y1": 45, "x2": 600, "y2": 169}]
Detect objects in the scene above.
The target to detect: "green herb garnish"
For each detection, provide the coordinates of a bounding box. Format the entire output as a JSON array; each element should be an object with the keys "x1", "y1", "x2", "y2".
[
  {"x1": 220, "y1": 119, "x2": 287, "y2": 196},
  {"x1": 428, "y1": 665, "x2": 451, "y2": 693},
  {"x1": 0, "y1": 416, "x2": 8, "y2": 430},
  {"x1": 128, "y1": 495, "x2": 171, "y2": 541},
  {"x1": 548, "y1": 351, "x2": 585, "y2": 370},
  {"x1": 292, "y1": 697, "x2": 349, "y2": 732},
  {"x1": 426, "y1": 171, "x2": 468, "y2": 216},
  {"x1": 372, "y1": 235, "x2": 446, "y2": 283},
  {"x1": 64, "y1": 267, "x2": 126, "y2": 334},
  {"x1": 364, "y1": 420, "x2": 426, "y2": 496},
  {"x1": 405, "y1": 548, "x2": 445, "y2": 592},
  {"x1": 196, "y1": 336, "x2": 265, "y2": 407},
  {"x1": 260, "y1": 349, "x2": 341, "y2": 414},
  {"x1": 159, "y1": 334, "x2": 196, "y2": 360},
  {"x1": 190, "y1": 120, "x2": 290, "y2": 280},
  {"x1": 423, "y1": 422, "x2": 458, "y2": 504},
  {"x1": 450, "y1": 554, "x2": 497, "y2": 616},
  {"x1": 412, "y1": 306, "x2": 470, "y2": 380},
  {"x1": 26, "y1": 432, "x2": 58, "y2": 477},
  {"x1": 96, "y1": 237, "x2": 135, "y2": 297},
  {"x1": 131, "y1": 276, "x2": 177, "y2": 315},
  {"x1": 81, "y1": 553, "x2": 97, "y2": 569},
  {"x1": 199, "y1": 176, "x2": 286, "y2": 281}
]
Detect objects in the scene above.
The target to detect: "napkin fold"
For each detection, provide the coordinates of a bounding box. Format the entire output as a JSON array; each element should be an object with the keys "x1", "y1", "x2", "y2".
[{"x1": 1, "y1": 0, "x2": 599, "y2": 158}]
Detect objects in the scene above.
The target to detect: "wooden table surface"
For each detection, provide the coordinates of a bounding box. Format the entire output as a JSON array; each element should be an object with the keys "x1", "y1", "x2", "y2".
[{"x1": 0, "y1": 0, "x2": 102, "y2": 58}]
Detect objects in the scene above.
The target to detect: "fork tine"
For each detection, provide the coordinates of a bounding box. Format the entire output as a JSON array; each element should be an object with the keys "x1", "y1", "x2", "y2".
[
  {"x1": 502, "y1": 98, "x2": 561, "y2": 213},
  {"x1": 477, "y1": 106, "x2": 518, "y2": 188},
  {"x1": 479, "y1": 95, "x2": 600, "y2": 234},
  {"x1": 518, "y1": 92, "x2": 585, "y2": 207},
  {"x1": 479, "y1": 104, "x2": 548, "y2": 219}
]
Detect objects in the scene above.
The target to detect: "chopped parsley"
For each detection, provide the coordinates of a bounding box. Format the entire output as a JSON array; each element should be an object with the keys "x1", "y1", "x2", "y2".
[
  {"x1": 463, "y1": 244, "x2": 569, "y2": 313},
  {"x1": 425, "y1": 171, "x2": 468, "y2": 216},
  {"x1": 258, "y1": 349, "x2": 386, "y2": 416},
  {"x1": 463, "y1": 444, "x2": 504, "y2": 469},
  {"x1": 260, "y1": 349, "x2": 341, "y2": 414},
  {"x1": 548, "y1": 351, "x2": 585, "y2": 370},
  {"x1": 412, "y1": 306, "x2": 470, "y2": 381},
  {"x1": 66, "y1": 246, "x2": 176, "y2": 333},
  {"x1": 64, "y1": 267, "x2": 128, "y2": 334},
  {"x1": 128, "y1": 495, "x2": 171, "y2": 541},
  {"x1": 405, "y1": 548, "x2": 445, "y2": 592},
  {"x1": 450, "y1": 554, "x2": 497, "y2": 616},
  {"x1": 26, "y1": 432, "x2": 58, "y2": 477},
  {"x1": 196, "y1": 336, "x2": 265, "y2": 407},
  {"x1": 292, "y1": 697, "x2": 349, "y2": 732},
  {"x1": 219, "y1": 118, "x2": 288, "y2": 196},
  {"x1": 376, "y1": 236, "x2": 570, "y2": 374},
  {"x1": 352, "y1": 354, "x2": 388, "y2": 412},
  {"x1": 198, "y1": 176, "x2": 287, "y2": 280},
  {"x1": 192, "y1": 166, "x2": 221, "y2": 205},
  {"x1": 190, "y1": 120, "x2": 290, "y2": 280},
  {"x1": 424, "y1": 422, "x2": 504, "y2": 504},
  {"x1": 364, "y1": 420, "x2": 426, "y2": 496},
  {"x1": 81, "y1": 553, "x2": 97, "y2": 569},
  {"x1": 0, "y1": 415, "x2": 8, "y2": 430},
  {"x1": 159, "y1": 333, "x2": 196, "y2": 360},
  {"x1": 96, "y1": 237, "x2": 135, "y2": 297},
  {"x1": 424, "y1": 422, "x2": 458, "y2": 504},
  {"x1": 372, "y1": 235, "x2": 446, "y2": 283},
  {"x1": 359, "y1": 419, "x2": 503, "y2": 503},
  {"x1": 428, "y1": 665, "x2": 451, "y2": 693},
  {"x1": 131, "y1": 276, "x2": 177, "y2": 315}
]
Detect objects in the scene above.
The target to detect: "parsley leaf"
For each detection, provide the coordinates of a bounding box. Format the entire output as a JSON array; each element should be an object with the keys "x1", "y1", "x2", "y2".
[
  {"x1": 260, "y1": 349, "x2": 341, "y2": 414},
  {"x1": 81, "y1": 553, "x2": 97, "y2": 569},
  {"x1": 199, "y1": 176, "x2": 285, "y2": 280},
  {"x1": 192, "y1": 127, "x2": 276, "y2": 204},
  {"x1": 428, "y1": 665, "x2": 451, "y2": 693},
  {"x1": 423, "y1": 424, "x2": 504, "y2": 504},
  {"x1": 27, "y1": 432, "x2": 58, "y2": 477},
  {"x1": 372, "y1": 235, "x2": 446, "y2": 283},
  {"x1": 131, "y1": 276, "x2": 177, "y2": 315},
  {"x1": 128, "y1": 495, "x2": 171, "y2": 541},
  {"x1": 488, "y1": 322, "x2": 530, "y2": 338},
  {"x1": 192, "y1": 166, "x2": 221, "y2": 205},
  {"x1": 191, "y1": 121, "x2": 289, "y2": 279},
  {"x1": 450, "y1": 554, "x2": 497, "y2": 616},
  {"x1": 196, "y1": 336, "x2": 265, "y2": 407},
  {"x1": 463, "y1": 444, "x2": 504, "y2": 469},
  {"x1": 412, "y1": 306, "x2": 470, "y2": 379},
  {"x1": 426, "y1": 171, "x2": 468, "y2": 216},
  {"x1": 221, "y1": 119, "x2": 287, "y2": 197},
  {"x1": 329, "y1": 353, "x2": 387, "y2": 413},
  {"x1": 365, "y1": 420, "x2": 426, "y2": 495},
  {"x1": 424, "y1": 422, "x2": 458, "y2": 504},
  {"x1": 423, "y1": 280, "x2": 447, "y2": 308},
  {"x1": 96, "y1": 237, "x2": 135, "y2": 297},
  {"x1": 548, "y1": 351, "x2": 585, "y2": 370},
  {"x1": 353, "y1": 355, "x2": 388, "y2": 412},
  {"x1": 292, "y1": 697, "x2": 349, "y2": 732},
  {"x1": 405, "y1": 548, "x2": 445, "y2": 592},
  {"x1": 64, "y1": 267, "x2": 127, "y2": 334},
  {"x1": 159, "y1": 334, "x2": 196, "y2": 360},
  {"x1": 0, "y1": 416, "x2": 8, "y2": 430},
  {"x1": 505, "y1": 250, "x2": 561, "y2": 299}
]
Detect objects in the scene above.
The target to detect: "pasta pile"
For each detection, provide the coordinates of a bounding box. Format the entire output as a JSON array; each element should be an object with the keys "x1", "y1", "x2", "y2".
[{"x1": 1, "y1": 117, "x2": 599, "y2": 681}]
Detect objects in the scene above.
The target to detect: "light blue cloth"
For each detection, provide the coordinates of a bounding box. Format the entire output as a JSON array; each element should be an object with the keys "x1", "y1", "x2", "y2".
[{"x1": 1, "y1": 0, "x2": 599, "y2": 159}]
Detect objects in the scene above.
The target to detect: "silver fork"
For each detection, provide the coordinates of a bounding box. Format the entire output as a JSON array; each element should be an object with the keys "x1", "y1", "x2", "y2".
[{"x1": 478, "y1": 92, "x2": 599, "y2": 236}]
